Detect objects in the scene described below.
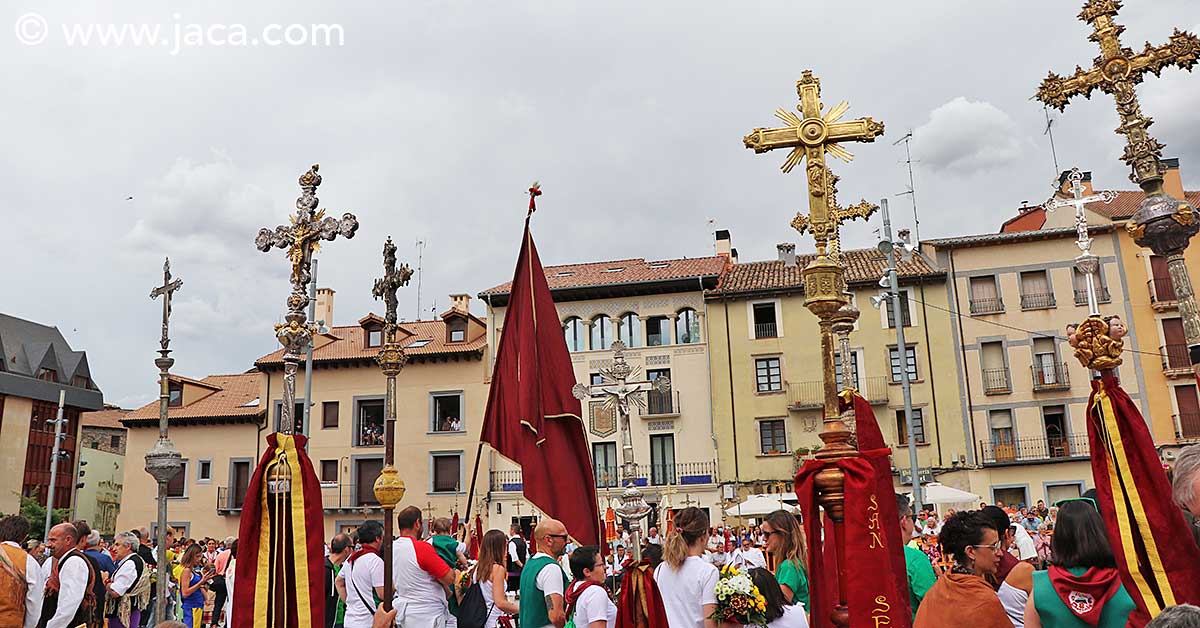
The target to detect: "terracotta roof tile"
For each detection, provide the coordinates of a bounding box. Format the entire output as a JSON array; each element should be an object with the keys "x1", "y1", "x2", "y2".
[
  {"x1": 710, "y1": 248, "x2": 942, "y2": 296},
  {"x1": 478, "y1": 256, "x2": 728, "y2": 296},
  {"x1": 254, "y1": 318, "x2": 486, "y2": 367},
  {"x1": 81, "y1": 408, "x2": 130, "y2": 429},
  {"x1": 122, "y1": 373, "x2": 262, "y2": 426},
  {"x1": 925, "y1": 225, "x2": 1113, "y2": 248},
  {"x1": 1085, "y1": 190, "x2": 1200, "y2": 220}
]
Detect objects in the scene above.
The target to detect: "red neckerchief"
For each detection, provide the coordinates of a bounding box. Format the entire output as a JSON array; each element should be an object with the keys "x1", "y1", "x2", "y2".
[
  {"x1": 1048, "y1": 566, "x2": 1122, "y2": 626},
  {"x1": 565, "y1": 579, "x2": 602, "y2": 617},
  {"x1": 348, "y1": 545, "x2": 379, "y2": 565}
]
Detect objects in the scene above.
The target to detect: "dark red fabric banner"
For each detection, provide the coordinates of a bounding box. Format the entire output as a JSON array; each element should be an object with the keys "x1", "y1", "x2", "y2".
[
  {"x1": 1086, "y1": 372, "x2": 1200, "y2": 626},
  {"x1": 231, "y1": 433, "x2": 326, "y2": 628},
  {"x1": 480, "y1": 216, "x2": 601, "y2": 546},
  {"x1": 615, "y1": 559, "x2": 669, "y2": 628}
]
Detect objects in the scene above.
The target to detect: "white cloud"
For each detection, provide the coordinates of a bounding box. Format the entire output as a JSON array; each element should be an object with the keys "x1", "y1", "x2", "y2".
[{"x1": 914, "y1": 97, "x2": 1031, "y2": 174}]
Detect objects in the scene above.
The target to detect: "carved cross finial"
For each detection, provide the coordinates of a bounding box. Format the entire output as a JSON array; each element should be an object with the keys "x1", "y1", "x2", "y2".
[
  {"x1": 149, "y1": 257, "x2": 183, "y2": 354},
  {"x1": 372, "y1": 236, "x2": 414, "y2": 338}
]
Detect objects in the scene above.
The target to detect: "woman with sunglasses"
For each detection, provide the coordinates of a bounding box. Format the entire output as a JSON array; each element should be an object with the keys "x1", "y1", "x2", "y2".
[
  {"x1": 914, "y1": 511, "x2": 1010, "y2": 628},
  {"x1": 1023, "y1": 500, "x2": 1135, "y2": 628},
  {"x1": 760, "y1": 510, "x2": 809, "y2": 611}
]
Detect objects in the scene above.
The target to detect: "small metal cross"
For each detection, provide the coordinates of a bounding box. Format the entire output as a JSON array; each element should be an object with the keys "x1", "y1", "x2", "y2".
[{"x1": 149, "y1": 258, "x2": 183, "y2": 354}]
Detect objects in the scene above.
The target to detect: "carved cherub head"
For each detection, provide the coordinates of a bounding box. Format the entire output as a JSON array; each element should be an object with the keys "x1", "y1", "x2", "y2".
[
  {"x1": 1105, "y1": 315, "x2": 1127, "y2": 341},
  {"x1": 1066, "y1": 323, "x2": 1079, "y2": 348}
]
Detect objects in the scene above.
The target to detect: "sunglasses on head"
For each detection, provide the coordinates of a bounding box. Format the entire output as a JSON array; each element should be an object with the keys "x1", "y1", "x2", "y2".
[{"x1": 1053, "y1": 497, "x2": 1097, "y2": 510}]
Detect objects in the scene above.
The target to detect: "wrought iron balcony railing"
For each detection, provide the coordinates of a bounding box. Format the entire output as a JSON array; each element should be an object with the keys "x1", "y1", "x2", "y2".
[
  {"x1": 1020, "y1": 292, "x2": 1056, "y2": 310},
  {"x1": 981, "y1": 367, "x2": 1011, "y2": 394},
  {"x1": 754, "y1": 322, "x2": 778, "y2": 339},
  {"x1": 493, "y1": 461, "x2": 718, "y2": 492},
  {"x1": 788, "y1": 375, "x2": 888, "y2": 410},
  {"x1": 980, "y1": 433, "x2": 1089, "y2": 465},
  {"x1": 969, "y1": 297, "x2": 1004, "y2": 315},
  {"x1": 1031, "y1": 362, "x2": 1071, "y2": 391},
  {"x1": 1149, "y1": 277, "x2": 1178, "y2": 305},
  {"x1": 1176, "y1": 413, "x2": 1200, "y2": 441},
  {"x1": 644, "y1": 389, "x2": 680, "y2": 417},
  {"x1": 1162, "y1": 344, "x2": 1191, "y2": 373},
  {"x1": 1073, "y1": 287, "x2": 1111, "y2": 305},
  {"x1": 217, "y1": 482, "x2": 391, "y2": 514}
]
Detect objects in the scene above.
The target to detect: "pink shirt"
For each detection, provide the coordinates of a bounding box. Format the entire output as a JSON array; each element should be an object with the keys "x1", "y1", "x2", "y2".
[{"x1": 214, "y1": 549, "x2": 232, "y2": 575}]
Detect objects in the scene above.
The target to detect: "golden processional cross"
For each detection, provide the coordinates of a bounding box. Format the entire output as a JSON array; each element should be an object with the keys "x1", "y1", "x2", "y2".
[
  {"x1": 791, "y1": 166, "x2": 879, "y2": 261},
  {"x1": 744, "y1": 69, "x2": 884, "y2": 256}
]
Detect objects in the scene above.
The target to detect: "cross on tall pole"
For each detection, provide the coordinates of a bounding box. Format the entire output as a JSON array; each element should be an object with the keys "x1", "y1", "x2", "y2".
[
  {"x1": 371, "y1": 236, "x2": 413, "y2": 611},
  {"x1": 1037, "y1": 0, "x2": 1200, "y2": 378},
  {"x1": 572, "y1": 340, "x2": 670, "y2": 561},
  {"x1": 1043, "y1": 168, "x2": 1118, "y2": 316},
  {"x1": 791, "y1": 166, "x2": 879, "y2": 262},
  {"x1": 145, "y1": 257, "x2": 183, "y2": 623},
  {"x1": 256, "y1": 164, "x2": 360, "y2": 436},
  {"x1": 742, "y1": 69, "x2": 884, "y2": 628}
]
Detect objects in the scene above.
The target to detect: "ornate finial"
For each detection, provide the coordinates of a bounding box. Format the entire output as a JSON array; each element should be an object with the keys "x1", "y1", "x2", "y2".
[{"x1": 1068, "y1": 315, "x2": 1126, "y2": 370}]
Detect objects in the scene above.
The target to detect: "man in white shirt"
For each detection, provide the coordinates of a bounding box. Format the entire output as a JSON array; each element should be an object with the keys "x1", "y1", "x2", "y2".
[
  {"x1": 506, "y1": 524, "x2": 527, "y2": 592},
  {"x1": 392, "y1": 506, "x2": 456, "y2": 627},
  {"x1": 518, "y1": 518, "x2": 570, "y2": 628},
  {"x1": 41, "y1": 522, "x2": 94, "y2": 628},
  {"x1": 105, "y1": 532, "x2": 151, "y2": 628},
  {"x1": 644, "y1": 527, "x2": 662, "y2": 546},
  {"x1": 730, "y1": 537, "x2": 766, "y2": 569},
  {"x1": 0, "y1": 515, "x2": 43, "y2": 628},
  {"x1": 337, "y1": 520, "x2": 386, "y2": 628}
]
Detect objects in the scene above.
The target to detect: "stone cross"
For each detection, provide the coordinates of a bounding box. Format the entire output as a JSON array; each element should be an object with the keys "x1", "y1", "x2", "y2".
[
  {"x1": 1036, "y1": 0, "x2": 1200, "y2": 185},
  {"x1": 744, "y1": 69, "x2": 884, "y2": 256},
  {"x1": 149, "y1": 258, "x2": 183, "y2": 354}
]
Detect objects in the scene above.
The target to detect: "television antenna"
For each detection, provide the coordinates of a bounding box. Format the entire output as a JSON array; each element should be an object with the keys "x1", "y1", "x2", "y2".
[{"x1": 893, "y1": 131, "x2": 922, "y2": 243}]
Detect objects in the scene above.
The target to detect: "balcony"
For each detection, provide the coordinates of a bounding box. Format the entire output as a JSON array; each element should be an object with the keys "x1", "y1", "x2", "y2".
[
  {"x1": 969, "y1": 297, "x2": 1004, "y2": 315},
  {"x1": 1175, "y1": 413, "x2": 1200, "y2": 442},
  {"x1": 643, "y1": 389, "x2": 680, "y2": 417},
  {"x1": 1031, "y1": 362, "x2": 1070, "y2": 391},
  {"x1": 217, "y1": 483, "x2": 388, "y2": 514},
  {"x1": 754, "y1": 322, "x2": 778, "y2": 339},
  {"x1": 1161, "y1": 344, "x2": 1192, "y2": 376},
  {"x1": 981, "y1": 368, "x2": 1011, "y2": 395},
  {"x1": 787, "y1": 376, "x2": 888, "y2": 410},
  {"x1": 980, "y1": 434, "x2": 1090, "y2": 465},
  {"x1": 1020, "y1": 292, "x2": 1056, "y2": 310},
  {"x1": 492, "y1": 461, "x2": 718, "y2": 492},
  {"x1": 1073, "y1": 287, "x2": 1111, "y2": 306},
  {"x1": 1149, "y1": 277, "x2": 1178, "y2": 310}
]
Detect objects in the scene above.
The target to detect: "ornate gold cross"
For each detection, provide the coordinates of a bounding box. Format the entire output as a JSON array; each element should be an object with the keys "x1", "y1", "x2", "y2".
[
  {"x1": 744, "y1": 70, "x2": 884, "y2": 256},
  {"x1": 791, "y1": 166, "x2": 878, "y2": 260},
  {"x1": 1036, "y1": 0, "x2": 1200, "y2": 185}
]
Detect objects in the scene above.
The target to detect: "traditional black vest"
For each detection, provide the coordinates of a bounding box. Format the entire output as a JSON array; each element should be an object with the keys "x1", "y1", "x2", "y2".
[{"x1": 37, "y1": 549, "x2": 97, "y2": 628}]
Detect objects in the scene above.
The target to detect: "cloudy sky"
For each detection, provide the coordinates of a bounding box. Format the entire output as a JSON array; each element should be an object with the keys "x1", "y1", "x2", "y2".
[{"x1": 4, "y1": 1, "x2": 1199, "y2": 408}]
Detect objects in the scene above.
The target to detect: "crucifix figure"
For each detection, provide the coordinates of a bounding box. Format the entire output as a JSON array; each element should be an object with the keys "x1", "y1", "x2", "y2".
[
  {"x1": 370, "y1": 236, "x2": 413, "y2": 610},
  {"x1": 1043, "y1": 168, "x2": 1117, "y2": 315},
  {"x1": 744, "y1": 69, "x2": 884, "y2": 256},
  {"x1": 791, "y1": 166, "x2": 879, "y2": 262},
  {"x1": 573, "y1": 340, "x2": 669, "y2": 560},
  {"x1": 150, "y1": 258, "x2": 183, "y2": 353},
  {"x1": 255, "y1": 164, "x2": 359, "y2": 435}
]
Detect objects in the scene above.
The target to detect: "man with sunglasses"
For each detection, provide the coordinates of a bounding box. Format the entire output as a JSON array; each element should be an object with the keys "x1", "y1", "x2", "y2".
[
  {"x1": 519, "y1": 518, "x2": 570, "y2": 628},
  {"x1": 0, "y1": 515, "x2": 43, "y2": 628}
]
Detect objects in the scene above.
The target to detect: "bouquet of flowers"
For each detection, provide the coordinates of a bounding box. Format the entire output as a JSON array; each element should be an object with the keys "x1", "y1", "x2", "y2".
[{"x1": 711, "y1": 564, "x2": 769, "y2": 627}]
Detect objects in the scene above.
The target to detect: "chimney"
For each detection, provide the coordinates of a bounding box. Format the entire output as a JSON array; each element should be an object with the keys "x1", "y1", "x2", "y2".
[
  {"x1": 315, "y1": 288, "x2": 335, "y2": 328},
  {"x1": 450, "y1": 293, "x2": 471, "y2": 314},
  {"x1": 715, "y1": 229, "x2": 733, "y2": 260},
  {"x1": 776, "y1": 242, "x2": 796, "y2": 266},
  {"x1": 1162, "y1": 158, "x2": 1184, "y2": 200},
  {"x1": 1058, "y1": 169, "x2": 1094, "y2": 196}
]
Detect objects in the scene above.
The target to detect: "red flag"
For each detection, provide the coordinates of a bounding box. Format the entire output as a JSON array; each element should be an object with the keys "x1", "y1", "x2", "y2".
[
  {"x1": 1086, "y1": 372, "x2": 1200, "y2": 625},
  {"x1": 480, "y1": 193, "x2": 601, "y2": 547},
  {"x1": 452, "y1": 511, "x2": 460, "y2": 535},
  {"x1": 797, "y1": 391, "x2": 912, "y2": 628}
]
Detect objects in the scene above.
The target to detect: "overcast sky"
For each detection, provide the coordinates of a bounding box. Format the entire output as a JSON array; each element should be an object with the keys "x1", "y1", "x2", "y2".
[{"x1": 4, "y1": 1, "x2": 1199, "y2": 408}]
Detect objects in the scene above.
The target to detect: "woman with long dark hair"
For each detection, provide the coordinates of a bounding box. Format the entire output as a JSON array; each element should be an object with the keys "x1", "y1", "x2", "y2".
[
  {"x1": 914, "y1": 511, "x2": 1010, "y2": 628},
  {"x1": 1023, "y1": 500, "x2": 1135, "y2": 628},
  {"x1": 760, "y1": 510, "x2": 809, "y2": 610},
  {"x1": 654, "y1": 507, "x2": 718, "y2": 628},
  {"x1": 717, "y1": 568, "x2": 810, "y2": 628},
  {"x1": 456, "y1": 529, "x2": 519, "y2": 628}
]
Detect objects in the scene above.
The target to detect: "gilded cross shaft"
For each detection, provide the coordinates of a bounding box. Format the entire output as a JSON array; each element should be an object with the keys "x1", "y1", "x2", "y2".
[
  {"x1": 791, "y1": 166, "x2": 878, "y2": 261},
  {"x1": 744, "y1": 69, "x2": 884, "y2": 256},
  {"x1": 1036, "y1": 0, "x2": 1200, "y2": 186},
  {"x1": 149, "y1": 257, "x2": 183, "y2": 355}
]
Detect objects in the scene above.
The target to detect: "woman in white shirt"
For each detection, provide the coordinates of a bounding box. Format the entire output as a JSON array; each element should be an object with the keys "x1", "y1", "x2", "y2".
[
  {"x1": 565, "y1": 546, "x2": 616, "y2": 627},
  {"x1": 456, "y1": 530, "x2": 519, "y2": 628},
  {"x1": 718, "y1": 568, "x2": 809, "y2": 628},
  {"x1": 654, "y1": 507, "x2": 719, "y2": 628}
]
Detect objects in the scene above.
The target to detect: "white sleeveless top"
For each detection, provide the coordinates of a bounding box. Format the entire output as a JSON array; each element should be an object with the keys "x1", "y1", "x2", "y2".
[
  {"x1": 476, "y1": 567, "x2": 506, "y2": 628},
  {"x1": 998, "y1": 581, "x2": 1027, "y2": 628}
]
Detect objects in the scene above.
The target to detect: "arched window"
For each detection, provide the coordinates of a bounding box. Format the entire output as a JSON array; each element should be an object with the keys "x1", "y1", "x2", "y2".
[
  {"x1": 563, "y1": 317, "x2": 586, "y2": 352},
  {"x1": 675, "y1": 308, "x2": 701, "y2": 344},
  {"x1": 591, "y1": 315, "x2": 613, "y2": 351},
  {"x1": 618, "y1": 313, "x2": 641, "y2": 348}
]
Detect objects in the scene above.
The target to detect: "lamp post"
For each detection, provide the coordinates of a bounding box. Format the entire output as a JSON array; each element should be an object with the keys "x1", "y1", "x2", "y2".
[{"x1": 146, "y1": 258, "x2": 183, "y2": 623}]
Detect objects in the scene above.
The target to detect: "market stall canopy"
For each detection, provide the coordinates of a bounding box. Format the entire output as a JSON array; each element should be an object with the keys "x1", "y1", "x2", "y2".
[
  {"x1": 907, "y1": 482, "x2": 980, "y2": 505},
  {"x1": 724, "y1": 493, "x2": 799, "y2": 517}
]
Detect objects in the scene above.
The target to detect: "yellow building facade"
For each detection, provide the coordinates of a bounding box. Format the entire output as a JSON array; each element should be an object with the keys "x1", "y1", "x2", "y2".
[
  {"x1": 705, "y1": 243, "x2": 969, "y2": 507},
  {"x1": 480, "y1": 254, "x2": 727, "y2": 531}
]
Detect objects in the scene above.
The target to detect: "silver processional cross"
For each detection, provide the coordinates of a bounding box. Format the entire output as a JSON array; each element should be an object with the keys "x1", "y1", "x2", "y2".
[{"x1": 1042, "y1": 168, "x2": 1116, "y2": 316}]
